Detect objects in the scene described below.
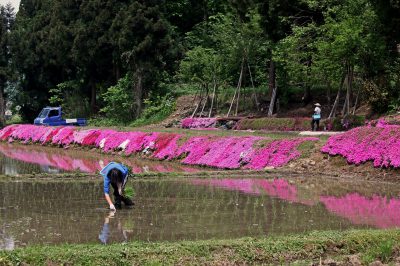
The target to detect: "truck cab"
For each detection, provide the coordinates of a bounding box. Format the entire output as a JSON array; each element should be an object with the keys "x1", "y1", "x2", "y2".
[{"x1": 34, "y1": 107, "x2": 87, "y2": 126}]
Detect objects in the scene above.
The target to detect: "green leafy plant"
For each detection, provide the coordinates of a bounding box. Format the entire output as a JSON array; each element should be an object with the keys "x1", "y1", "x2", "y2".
[
  {"x1": 101, "y1": 74, "x2": 135, "y2": 124},
  {"x1": 49, "y1": 80, "x2": 90, "y2": 118},
  {"x1": 123, "y1": 186, "x2": 135, "y2": 199},
  {"x1": 130, "y1": 94, "x2": 176, "y2": 127}
]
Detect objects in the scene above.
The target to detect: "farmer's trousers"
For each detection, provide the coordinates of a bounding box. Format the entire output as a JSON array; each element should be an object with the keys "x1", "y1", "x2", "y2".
[
  {"x1": 311, "y1": 119, "x2": 320, "y2": 131},
  {"x1": 111, "y1": 182, "x2": 134, "y2": 208}
]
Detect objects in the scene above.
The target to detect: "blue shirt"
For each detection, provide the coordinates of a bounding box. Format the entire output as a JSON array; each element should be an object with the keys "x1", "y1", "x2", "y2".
[{"x1": 100, "y1": 162, "x2": 128, "y2": 195}]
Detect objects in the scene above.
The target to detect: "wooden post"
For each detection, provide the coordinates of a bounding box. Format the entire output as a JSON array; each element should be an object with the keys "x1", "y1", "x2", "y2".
[
  {"x1": 227, "y1": 58, "x2": 244, "y2": 117},
  {"x1": 209, "y1": 77, "x2": 217, "y2": 118},
  {"x1": 247, "y1": 61, "x2": 260, "y2": 110},
  {"x1": 267, "y1": 86, "x2": 277, "y2": 117},
  {"x1": 328, "y1": 70, "x2": 347, "y2": 119}
]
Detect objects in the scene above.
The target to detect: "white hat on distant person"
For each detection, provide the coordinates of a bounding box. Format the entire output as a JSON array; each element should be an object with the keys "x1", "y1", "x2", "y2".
[{"x1": 314, "y1": 103, "x2": 321, "y2": 107}]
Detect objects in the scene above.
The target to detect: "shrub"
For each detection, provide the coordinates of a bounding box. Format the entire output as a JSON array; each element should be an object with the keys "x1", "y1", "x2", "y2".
[
  {"x1": 324, "y1": 115, "x2": 366, "y2": 131},
  {"x1": 235, "y1": 117, "x2": 311, "y2": 131},
  {"x1": 130, "y1": 94, "x2": 176, "y2": 127},
  {"x1": 100, "y1": 75, "x2": 135, "y2": 124}
]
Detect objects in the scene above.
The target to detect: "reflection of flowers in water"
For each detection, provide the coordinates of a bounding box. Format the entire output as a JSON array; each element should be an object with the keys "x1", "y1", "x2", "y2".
[
  {"x1": 320, "y1": 193, "x2": 400, "y2": 229},
  {"x1": 0, "y1": 144, "x2": 199, "y2": 174},
  {"x1": 191, "y1": 178, "x2": 400, "y2": 229},
  {"x1": 190, "y1": 178, "x2": 314, "y2": 205}
]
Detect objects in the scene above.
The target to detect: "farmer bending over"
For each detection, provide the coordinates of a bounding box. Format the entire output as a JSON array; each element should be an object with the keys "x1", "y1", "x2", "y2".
[{"x1": 100, "y1": 162, "x2": 134, "y2": 211}]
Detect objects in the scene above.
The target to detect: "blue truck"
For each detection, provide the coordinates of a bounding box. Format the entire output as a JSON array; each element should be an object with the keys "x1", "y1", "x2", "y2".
[{"x1": 34, "y1": 107, "x2": 87, "y2": 126}]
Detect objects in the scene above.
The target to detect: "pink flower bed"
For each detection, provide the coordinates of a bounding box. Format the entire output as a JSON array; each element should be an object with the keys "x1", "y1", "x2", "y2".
[
  {"x1": 181, "y1": 118, "x2": 217, "y2": 129},
  {"x1": 321, "y1": 125, "x2": 400, "y2": 168},
  {"x1": 0, "y1": 124, "x2": 317, "y2": 170}
]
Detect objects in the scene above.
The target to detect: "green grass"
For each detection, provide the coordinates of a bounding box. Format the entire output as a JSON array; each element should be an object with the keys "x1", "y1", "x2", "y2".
[
  {"x1": 1, "y1": 230, "x2": 400, "y2": 265},
  {"x1": 236, "y1": 117, "x2": 312, "y2": 131},
  {"x1": 84, "y1": 124, "x2": 308, "y2": 140}
]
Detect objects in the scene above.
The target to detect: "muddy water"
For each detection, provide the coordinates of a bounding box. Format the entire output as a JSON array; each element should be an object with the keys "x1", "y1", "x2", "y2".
[
  {"x1": 0, "y1": 142, "x2": 203, "y2": 175},
  {"x1": 2, "y1": 177, "x2": 400, "y2": 249}
]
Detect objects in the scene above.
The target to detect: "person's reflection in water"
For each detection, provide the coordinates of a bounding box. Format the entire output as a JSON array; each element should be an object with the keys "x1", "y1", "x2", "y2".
[
  {"x1": 99, "y1": 211, "x2": 134, "y2": 244},
  {"x1": 0, "y1": 228, "x2": 15, "y2": 250},
  {"x1": 99, "y1": 211, "x2": 115, "y2": 244}
]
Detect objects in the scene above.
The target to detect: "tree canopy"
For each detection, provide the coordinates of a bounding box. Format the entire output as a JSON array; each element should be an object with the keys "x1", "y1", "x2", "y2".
[{"x1": 0, "y1": 0, "x2": 398, "y2": 123}]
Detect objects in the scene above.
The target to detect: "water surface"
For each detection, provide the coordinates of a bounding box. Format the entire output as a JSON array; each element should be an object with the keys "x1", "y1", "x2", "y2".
[
  {"x1": 1, "y1": 177, "x2": 399, "y2": 249},
  {"x1": 0, "y1": 143, "x2": 203, "y2": 175}
]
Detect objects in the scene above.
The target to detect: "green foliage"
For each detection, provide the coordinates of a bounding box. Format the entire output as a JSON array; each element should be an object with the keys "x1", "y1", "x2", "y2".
[
  {"x1": 100, "y1": 75, "x2": 135, "y2": 124},
  {"x1": 49, "y1": 80, "x2": 90, "y2": 118},
  {"x1": 130, "y1": 94, "x2": 176, "y2": 127},
  {"x1": 178, "y1": 47, "x2": 220, "y2": 85},
  {"x1": 4, "y1": 0, "x2": 400, "y2": 123},
  {"x1": 362, "y1": 240, "x2": 394, "y2": 264},
  {"x1": 123, "y1": 186, "x2": 135, "y2": 199},
  {"x1": 323, "y1": 115, "x2": 365, "y2": 131}
]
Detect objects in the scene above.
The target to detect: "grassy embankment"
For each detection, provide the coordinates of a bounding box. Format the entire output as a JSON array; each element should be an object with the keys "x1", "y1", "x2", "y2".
[{"x1": 1, "y1": 230, "x2": 399, "y2": 265}]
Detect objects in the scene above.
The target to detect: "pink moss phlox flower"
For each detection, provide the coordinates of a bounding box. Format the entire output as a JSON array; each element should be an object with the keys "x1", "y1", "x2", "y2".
[
  {"x1": 152, "y1": 134, "x2": 181, "y2": 160},
  {"x1": 176, "y1": 136, "x2": 213, "y2": 165},
  {"x1": 73, "y1": 129, "x2": 101, "y2": 146},
  {"x1": 51, "y1": 127, "x2": 75, "y2": 145},
  {"x1": 124, "y1": 132, "x2": 148, "y2": 155},
  {"x1": 102, "y1": 132, "x2": 132, "y2": 152},
  {"x1": 181, "y1": 118, "x2": 217, "y2": 129},
  {"x1": 94, "y1": 130, "x2": 118, "y2": 147},
  {"x1": 40, "y1": 127, "x2": 62, "y2": 144},
  {"x1": 0, "y1": 125, "x2": 18, "y2": 140},
  {"x1": 321, "y1": 125, "x2": 400, "y2": 168},
  {"x1": 245, "y1": 137, "x2": 318, "y2": 170},
  {"x1": 0, "y1": 125, "x2": 318, "y2": 169},
  {"x1": 194, "y1": 136, "x2": 262, "y2": 169}
]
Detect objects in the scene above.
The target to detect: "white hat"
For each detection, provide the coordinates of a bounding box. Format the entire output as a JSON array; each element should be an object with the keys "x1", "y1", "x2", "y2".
[{"x1": 314, "y1": 103, "x2": 321, "y2": 107}]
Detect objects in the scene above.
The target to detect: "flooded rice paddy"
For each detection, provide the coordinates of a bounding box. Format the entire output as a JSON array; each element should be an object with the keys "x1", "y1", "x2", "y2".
[
  {"x1": 1, "y1": 177, "x2": 400, "y2": 249},
  {"x1": 0, "y1": 143, "x2": 399, "y2": 250}
]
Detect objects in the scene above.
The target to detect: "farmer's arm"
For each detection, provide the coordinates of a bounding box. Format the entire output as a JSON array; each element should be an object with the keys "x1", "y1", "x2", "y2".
[
  {"x1": 103, "y1": 175, "x2": 115, "y2": 210},
  {"x1": 105, "y1": 193, "x2": 113, "y2": 206}
]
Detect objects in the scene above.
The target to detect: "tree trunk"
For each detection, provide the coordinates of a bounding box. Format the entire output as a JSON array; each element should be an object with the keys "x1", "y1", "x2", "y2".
[
  {"x1": 247, "y1": 61, "x2": 259, "y2": 110},
  {"x1": 90, "y1": 79, "x2": 96, "y2": 114},
  {"x1": 199, "y1": 84, "x2": 209, "y2": 117},
  {"x1": 191, "y1": 85, "x2": 204, "y2": 118},
  {"x1": 328, "y1": 70, "x2": 347, "y2": 119},
  {"x1": 134, "y1": 69, "x2": 143, "y2": 118},
  {"x1": 326, "y1": 80, "x2": 331, "y2": 108},
  {"x1": 209, "y1": 78, "x2": 217, "y2": 118},
  {"x1": 268, "y1": 86, "x2": 277, "y2": 117},
  {"x1": 227, "y1": 58, "x2": 244, "y2": 117},
  {"x1": 302, "y1": 58, "x2": 312, "y2": 105},
  {"x1": 268, "y1": 60, "x2": 276, "y2": 99},
  {"x1": 0, "y1": 85, "x2": 5, "y2": 128}
]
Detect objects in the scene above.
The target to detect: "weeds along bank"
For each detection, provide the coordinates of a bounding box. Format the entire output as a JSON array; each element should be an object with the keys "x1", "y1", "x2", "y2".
[
  {"x1": 0, "y1": 125, "x2": 318, "y2": 170},
  {"x1": 1, "y1": 230, "x2": 400, "y2": 265}
]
